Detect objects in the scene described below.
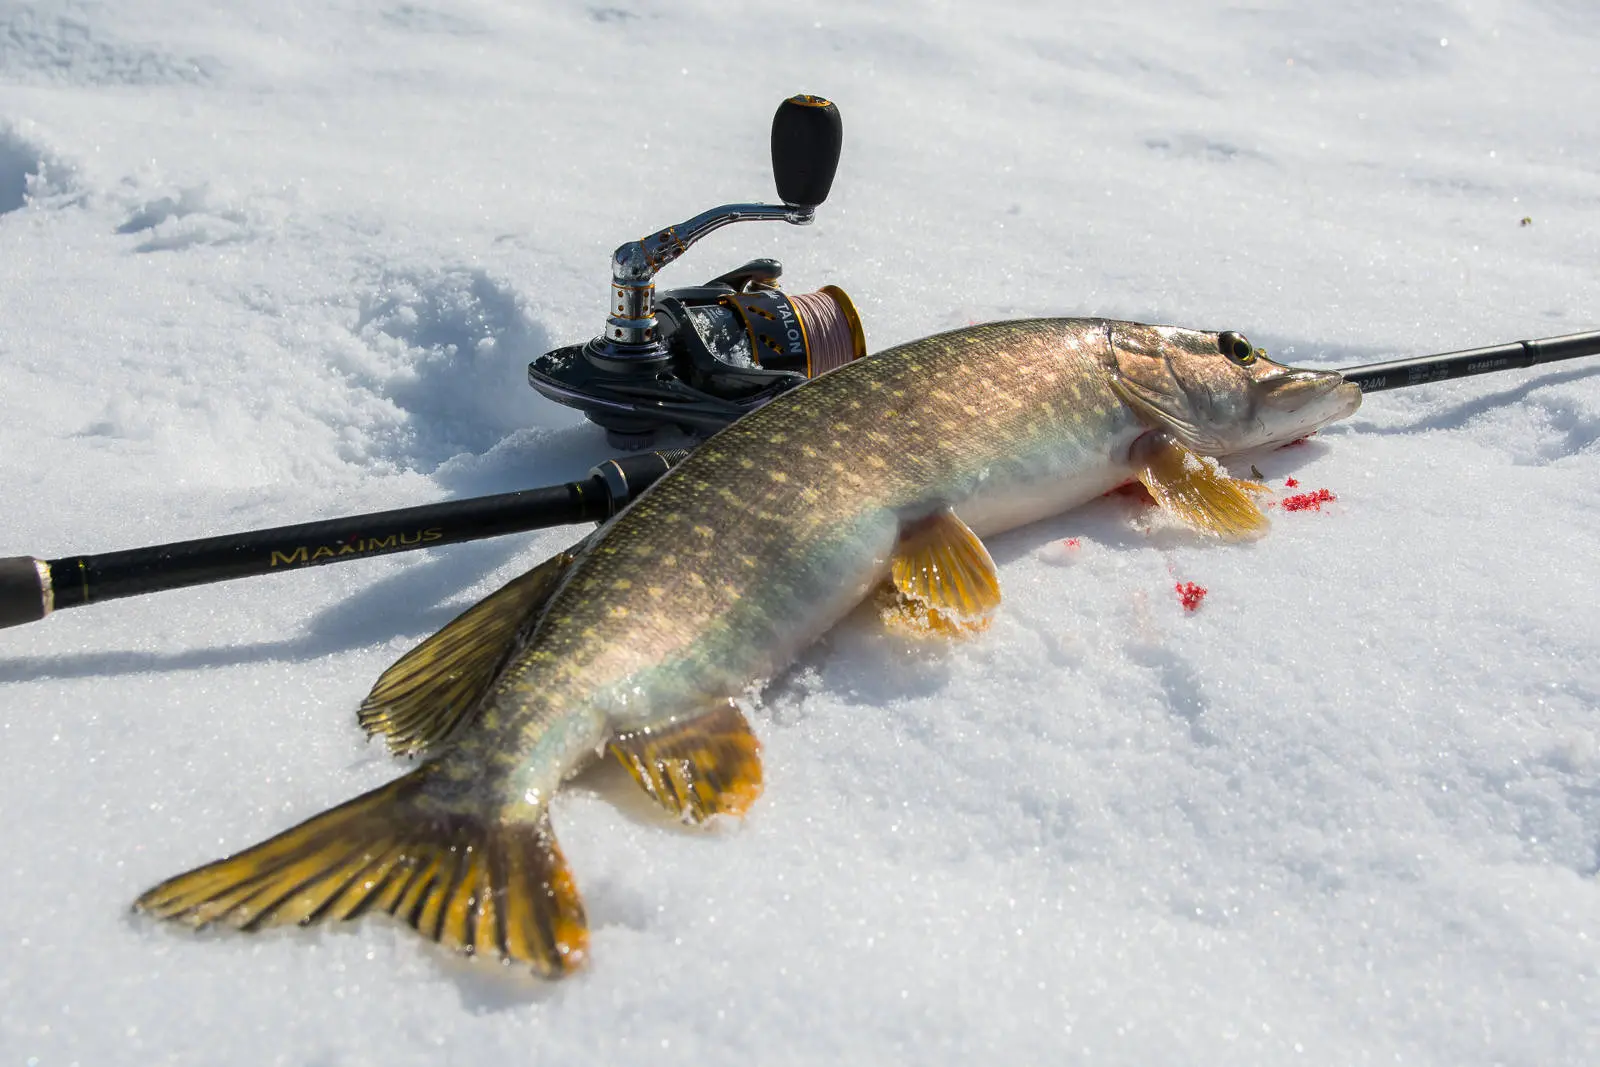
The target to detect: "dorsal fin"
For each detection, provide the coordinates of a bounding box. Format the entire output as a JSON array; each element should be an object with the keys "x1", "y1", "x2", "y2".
[{"x1": 358, "y1": 543, "x2": 584, "y2": 756}]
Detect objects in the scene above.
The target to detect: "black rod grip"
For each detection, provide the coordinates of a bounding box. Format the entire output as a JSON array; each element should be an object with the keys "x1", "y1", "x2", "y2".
[
  {"x1": 4, "y1": 449, "x2": 689, "y2": 625},
  {"x1": 0, "y1": 556, "x2": 49, "y2": 629},
  {"x1": 1341, "y1": 330, "x2": 1600, "y2": 394},
  {"x1": 44, "y1": 482, "x2": 608, "y2": 611},
  {"x1": 772, "y1": 94, "x2": 842, "y2": 208}
]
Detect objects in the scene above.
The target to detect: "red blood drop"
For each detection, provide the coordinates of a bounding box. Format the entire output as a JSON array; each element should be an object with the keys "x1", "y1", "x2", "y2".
[
  {"x1": 1284, "y1": 477, "x2": 1299, "y2": 488},
  {"x1": 1175, "y1": 581, "x2": 1207, "y2": 611}
]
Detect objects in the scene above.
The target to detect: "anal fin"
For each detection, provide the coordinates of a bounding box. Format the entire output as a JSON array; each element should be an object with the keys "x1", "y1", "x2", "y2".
[
  {"x1": 1132, "y1": 433, "x2": 1269, "y2": 540},
  {"x1": 608, "y1": 701, "x2": 764, "y2": 825},
  {"x1": 359, "y1": 543, "x2": 583, "y2": 756},
  {"x1": 879, "y1": 507, "x2": 1001, "y2": 637},
  {"x1": 134, "y1": 767, "x2": 588, "y2": 978}
]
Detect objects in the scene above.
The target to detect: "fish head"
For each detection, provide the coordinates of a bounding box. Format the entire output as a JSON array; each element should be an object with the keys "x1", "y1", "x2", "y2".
[{"x1": 1107, "y1": 322, "x2": 1362, "y2": 454}]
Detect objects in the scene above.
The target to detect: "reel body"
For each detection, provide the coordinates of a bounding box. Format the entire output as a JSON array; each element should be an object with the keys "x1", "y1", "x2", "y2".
[
  {"x1": 527, "y1": 94, "x2": 860, "y2": 449},
  {"x1": 528, "y1": 262, "x2": 864, "y2": 448}
]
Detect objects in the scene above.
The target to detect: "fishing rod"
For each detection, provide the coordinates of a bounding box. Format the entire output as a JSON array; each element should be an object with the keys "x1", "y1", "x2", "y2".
[
  {"x1": 6, "y1": 325, "x2": 1598, "y2": 632},
  {"x1": 4, "y1": 91, "x2": 1599, "y2": 632}
]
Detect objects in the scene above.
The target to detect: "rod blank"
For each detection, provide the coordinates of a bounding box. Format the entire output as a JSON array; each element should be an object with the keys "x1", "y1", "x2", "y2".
[{"x1": 1339, "y1": 330, "x2": 1600, "y2": 393}]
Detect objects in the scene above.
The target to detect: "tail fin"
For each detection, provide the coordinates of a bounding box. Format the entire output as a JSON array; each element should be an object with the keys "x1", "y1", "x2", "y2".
[{"x1": 134, "y1": 767, "x2": 587, "y2": 977}]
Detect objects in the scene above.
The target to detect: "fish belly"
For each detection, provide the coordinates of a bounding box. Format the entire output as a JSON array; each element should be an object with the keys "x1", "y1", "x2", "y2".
[
  {"x1": 953, "y1": 413, "x2": 1144, "y2": 538},
  {"x1": 956, "y1": 451, "x2": 1134, "y2": 538}
]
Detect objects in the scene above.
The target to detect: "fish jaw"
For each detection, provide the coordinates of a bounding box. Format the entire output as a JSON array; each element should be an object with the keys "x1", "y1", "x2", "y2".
[{"x1": 1238, "y1": 367, "x2": 1362, "y2": 451}]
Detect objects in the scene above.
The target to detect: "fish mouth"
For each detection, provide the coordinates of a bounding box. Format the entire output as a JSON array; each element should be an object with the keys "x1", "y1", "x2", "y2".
[{"x1": 1254, "y1": 369, "x2": 1363, "y2": 441}]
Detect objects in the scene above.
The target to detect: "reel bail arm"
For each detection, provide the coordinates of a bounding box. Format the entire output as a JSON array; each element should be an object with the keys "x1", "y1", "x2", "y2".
[{"x1": 602, "y1": 202, "x2": 809, "y2": 351}]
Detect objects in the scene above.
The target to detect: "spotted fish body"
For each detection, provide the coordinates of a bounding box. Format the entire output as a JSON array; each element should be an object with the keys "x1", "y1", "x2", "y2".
[
  {"x1": 136, "y1": 318, "x2": 1361, "y2": 975},
  {"x1": 476, "y1": 320, "x2": 1140, "y2": 796}
]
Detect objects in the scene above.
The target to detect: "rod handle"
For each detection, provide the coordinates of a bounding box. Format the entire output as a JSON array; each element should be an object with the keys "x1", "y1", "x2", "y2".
[
  {"x1": 0, "y1": 556, "x2": 50, "y2": 630},
  {"x1": 772, "y1": 94, "x2": 842, "y2": 209}
]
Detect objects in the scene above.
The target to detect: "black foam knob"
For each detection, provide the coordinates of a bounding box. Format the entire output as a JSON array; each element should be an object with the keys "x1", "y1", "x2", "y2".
[{"x1": 772, "y1": 95, "x2": 842, "y2": 209}]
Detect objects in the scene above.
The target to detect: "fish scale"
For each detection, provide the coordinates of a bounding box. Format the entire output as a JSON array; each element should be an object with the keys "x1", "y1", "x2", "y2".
[{"x1": 134, "y1": 316, "x2": 1361, "y2": 977}]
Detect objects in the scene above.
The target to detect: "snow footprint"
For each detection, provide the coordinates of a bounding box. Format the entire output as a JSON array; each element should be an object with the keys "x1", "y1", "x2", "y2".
[
  {"x1": 341, "y1": 267, "x2": 561, "y2": 469},
  {"x1": 115, "y1": 183, "x2": 256, "y2": 252},
  {"x1": 1125, "y1": 638, "x2": 1219, "y2": 747},
  {"x1": 0, "y1": 123, "x2": 76, "y2": 214}
]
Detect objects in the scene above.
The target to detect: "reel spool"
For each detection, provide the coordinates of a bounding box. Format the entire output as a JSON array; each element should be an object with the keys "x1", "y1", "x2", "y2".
[{"x1": 528, "y1": 95, "x2": 864, "y2": 449}]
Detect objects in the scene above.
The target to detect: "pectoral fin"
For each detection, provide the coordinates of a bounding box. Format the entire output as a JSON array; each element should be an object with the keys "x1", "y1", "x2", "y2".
[
  {"x1": 359, "y1": 543, "x2": 584, "y2": 756},
  {"x1": 608, "y1": 701, "x2": 764, "y2": 825},
  {"x1": 1131, "y1": 433, "x2": 1269, "y2": 540},
  {"x1": 879, "y1": 507, "x2": 1001, "y2": 637}
]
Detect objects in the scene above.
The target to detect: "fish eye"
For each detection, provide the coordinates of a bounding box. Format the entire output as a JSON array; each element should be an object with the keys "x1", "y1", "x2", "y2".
[{"x1": 1218, "y1": 331, "x2": 1257, "y2": 364}]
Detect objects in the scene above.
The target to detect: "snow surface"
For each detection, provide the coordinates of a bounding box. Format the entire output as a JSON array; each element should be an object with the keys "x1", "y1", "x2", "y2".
[{"x1": 2, "y1": 1, "x2": 1598, "y2": 1063}]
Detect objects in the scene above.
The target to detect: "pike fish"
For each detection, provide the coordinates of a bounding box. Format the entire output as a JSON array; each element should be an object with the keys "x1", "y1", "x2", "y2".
[{"x1": 135, "y1": 318, "x2": 1361, "y2": 975}]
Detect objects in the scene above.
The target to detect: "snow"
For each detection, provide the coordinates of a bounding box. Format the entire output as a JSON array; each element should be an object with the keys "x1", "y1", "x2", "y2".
[{"x1": 2, "y1": 1, "x2": 1597, "y2": 1062}]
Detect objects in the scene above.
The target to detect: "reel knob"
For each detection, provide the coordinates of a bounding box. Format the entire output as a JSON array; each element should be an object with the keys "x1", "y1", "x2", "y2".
[{"x1": 772, "y1": 95, "x2": 842, "y2": 210}]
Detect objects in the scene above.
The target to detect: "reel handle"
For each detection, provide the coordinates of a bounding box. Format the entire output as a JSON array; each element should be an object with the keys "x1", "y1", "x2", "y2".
[{"x1": 772, "y1": 95, "x2": 842, "y2": 209}]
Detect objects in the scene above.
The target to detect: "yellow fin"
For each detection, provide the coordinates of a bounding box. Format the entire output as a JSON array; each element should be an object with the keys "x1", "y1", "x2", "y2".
[
  {"x1": 881, "y1": 507, "x2": 1000, "y2": 637},
  {"x1": 359, "y1": 545, "x2": 582, "y2": 756},
  {"x1": 608, "y1": 701, "x2": 764, "y2": 825},
  {"x1": 133, "y1": 767, "x2": 588, "y2": 978},
  {"x1": 1132, "y1": 433, "x2": 1270, "y2": 540}
]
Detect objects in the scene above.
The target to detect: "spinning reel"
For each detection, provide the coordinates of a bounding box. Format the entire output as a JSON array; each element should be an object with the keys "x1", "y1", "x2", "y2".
[{"x1": 527, "y1": 95, "x2": 865, "y2": 449}]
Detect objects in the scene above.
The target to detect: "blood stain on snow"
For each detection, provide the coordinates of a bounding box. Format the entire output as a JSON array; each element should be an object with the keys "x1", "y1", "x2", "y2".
[
  {"x1": 1284, "y1": 477, "x2": 1299, "y2": 488},
  {"x1": 1175, "y1": 581, "x2": 1207, "y2": 612},
  {"x1": 1282, "y1": 488, "x2": 1336, "y2": 512},
  {"x1": 1039, "y1": 537, "x2": 1085, "y2": 566}
]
